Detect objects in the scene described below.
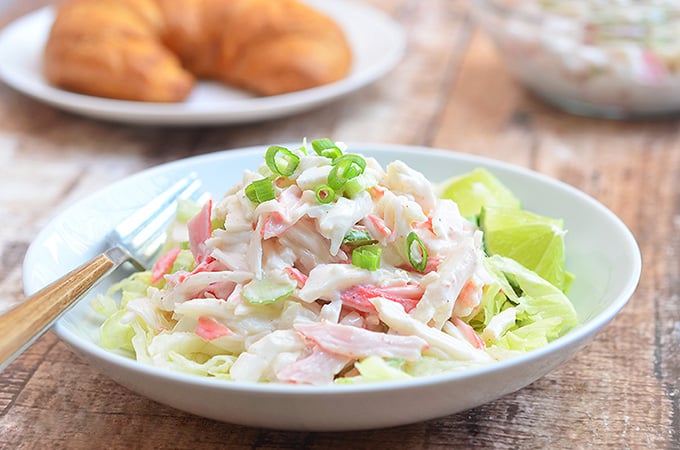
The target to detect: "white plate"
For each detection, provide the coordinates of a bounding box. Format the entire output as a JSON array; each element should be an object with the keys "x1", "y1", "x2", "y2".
[
  {"x1": 0, "y1": 2, "x2": 405, "y2": 125},
  {"x1": 23, "y1": 144, "x2": 641, "y2": 430}
]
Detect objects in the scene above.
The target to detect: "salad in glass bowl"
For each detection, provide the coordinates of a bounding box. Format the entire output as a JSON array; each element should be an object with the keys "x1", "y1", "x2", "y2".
[
  {"x1": 470, "y1": 0, "x2": 680, "y2": 118},
  {"x1": 90, "y1": 139, "x2": 578, "y2": 385}
]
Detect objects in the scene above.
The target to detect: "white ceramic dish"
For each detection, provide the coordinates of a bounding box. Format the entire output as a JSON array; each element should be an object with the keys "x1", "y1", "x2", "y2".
[
  {"x1": 0, "y1": 1, "x2": 405, "y2": 126},
  {"x1": 22, "y1": 144, "x2": 641, "y2": 431}
]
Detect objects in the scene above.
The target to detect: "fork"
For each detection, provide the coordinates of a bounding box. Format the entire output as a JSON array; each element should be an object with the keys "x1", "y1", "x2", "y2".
[{"x1": 0, "y1": 174, "x2": 205, "y2": 371}]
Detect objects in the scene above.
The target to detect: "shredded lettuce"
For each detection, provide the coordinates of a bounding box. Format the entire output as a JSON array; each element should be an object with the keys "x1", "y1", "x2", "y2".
[
  {"x1": 90, "y1": 271, "x2": 155, "y2": 353},
  {"x1": 170, "y1": 249, "x2": 196, "y2": 274},
  {"x1": 89, "y1": 293, "x2": 119, "y2": 317},
  {"x1": 103, "y1": 271, "x2": 154, "y2": 305},
  {"x1": 167, "y1": 352, "x2": 235, "y2": 378},
  {"x1": 99, "y1": 310, "x2": 136, "y2": 353},
  {"x1": 163, "y1": 199, "x2": 200, "y2": 252},
  {"x1": 466, "y1": 282, "x2": 510, "y2": 331},
  {"x1": 336, "y1": 357, "x2": 411, "y2": 383},
  {"x1": 176, "y1": 198, "x2": 202, "y2": 223},
  {"x1": 403, "y1": 356, "x2": 489, "y2": 377},
  {"x1": 143, "y1": 332, "x2": 236, "y2": 377}
]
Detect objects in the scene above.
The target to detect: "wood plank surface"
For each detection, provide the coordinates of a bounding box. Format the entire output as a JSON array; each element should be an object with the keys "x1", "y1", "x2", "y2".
[{"x1": 0, "y1": 0, "x2": 678, "y2": 448}]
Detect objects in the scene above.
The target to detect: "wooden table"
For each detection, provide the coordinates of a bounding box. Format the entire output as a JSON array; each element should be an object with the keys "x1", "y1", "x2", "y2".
[{"x1": 0, "y1": 1, "x2": 677, "y2": 448}]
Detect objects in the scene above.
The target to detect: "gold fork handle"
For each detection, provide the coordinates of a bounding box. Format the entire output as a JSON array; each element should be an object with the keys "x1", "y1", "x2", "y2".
[{"x1": 0, "y1": 248, "x2": 128, "y2": 371}]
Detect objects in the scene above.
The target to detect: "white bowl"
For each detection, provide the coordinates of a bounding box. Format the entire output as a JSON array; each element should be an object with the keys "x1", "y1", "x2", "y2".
[{"x1": 22, "y1": 144, "x2": 641, "y2": 431}]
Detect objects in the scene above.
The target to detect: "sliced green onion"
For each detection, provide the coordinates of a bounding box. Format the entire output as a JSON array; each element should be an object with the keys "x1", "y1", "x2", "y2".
[
  {"x1": 242, "y1": 277, "x2": 295, "y2": 305},
  {"x1": 343, "y1": 176, "x2": 369, "y2": 198},
  {"x1": 245, "y1": 178, "x2": 276, "y2": 204},
  {"x1": 407, "y1": 231, "x2": 428, "y2": 272},
  {"x1": 299, "y1": 138, "x2": 309, "y2": 155},
  {"x1": 265, "y1": 145, "x2": 300, "y2": 177},
  {"x1": 314, "y1": 184, "x2": 335, "y2": 204},
  {"x1": 328, "y1": 154, "x2": 367, "y2": 190},
  {"x1": 335, "y1": 153, "x2": 366, "y2": 171},
  {"x1": 351, "y1": 244, "x2": 382, "y2": 271},
  {"x1": 311, "y1": 138, "x2": 343, "y2": 160},
  {"x1": 342, "y1": 229, "x2": 377, "y2": 248}
]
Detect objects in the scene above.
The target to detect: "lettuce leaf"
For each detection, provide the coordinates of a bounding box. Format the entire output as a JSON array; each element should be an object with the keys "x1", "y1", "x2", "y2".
[{"x1": 481, "y1": 255, "x2": 579, "y2": 352}]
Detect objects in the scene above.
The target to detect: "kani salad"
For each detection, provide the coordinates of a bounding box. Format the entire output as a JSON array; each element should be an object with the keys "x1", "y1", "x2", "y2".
[
  {"x1": 472, "y1": 0, "x2": 680, "y2": 116},
  {"x1": 92, "y1": 140, "x2": 578, "y2": 384}
]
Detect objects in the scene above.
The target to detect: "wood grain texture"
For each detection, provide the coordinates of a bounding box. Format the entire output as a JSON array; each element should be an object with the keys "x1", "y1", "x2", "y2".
[{"x1": 0, "y1": 0, "x2": 678, "y2": 448}]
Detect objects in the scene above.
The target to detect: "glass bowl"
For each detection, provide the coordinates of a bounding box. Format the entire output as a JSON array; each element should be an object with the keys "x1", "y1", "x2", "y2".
[{"x1": 469, "y1": 0, "x2": 680, "y2": 119}]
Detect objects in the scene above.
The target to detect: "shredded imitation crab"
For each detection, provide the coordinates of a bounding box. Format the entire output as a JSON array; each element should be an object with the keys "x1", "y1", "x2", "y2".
[{"x1": 93, "y1": 140, "x2": 577, "y2": 384}]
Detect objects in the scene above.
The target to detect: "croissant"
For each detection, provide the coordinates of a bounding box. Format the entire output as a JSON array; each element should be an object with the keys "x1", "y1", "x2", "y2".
[{"x1": 43, "y1": 0, "x2": 352, "y2": 102}]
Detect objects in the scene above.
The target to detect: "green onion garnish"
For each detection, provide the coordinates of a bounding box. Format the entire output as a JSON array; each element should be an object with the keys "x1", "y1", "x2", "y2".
[
  {"x1": 335, "y1": 153, "x2": 366, "y2": 171},
  {"x1": 242, "y1": 277, "x2": 295, "y2": 305},
  {"x1": 407, "y1": 231, "x2": 428, "y2": 272},
  {"x1": 314, "y1": 184, "x2": 335, "y2": 204},
  {"x1": 265, "y1": 145, "x2": 300, "y2": 177},
  {"x1": 343, "y1": 176, "x2": 368, "y2": 198},
  {"x1": 351, "y1": 244, "x2": 382, "y2": 271},
  {"x1": 328, "y1": 154, "x2": 366, "y2": 190},
  {"x1": 311, "y1": 138, "x2": 342, "y2": 160},
  {"x1": 245, "y1": 178, "x2": 276, "y2": 204},
  {"x1": 342, "y1": 229, "x2": 377, "y2": 248}
]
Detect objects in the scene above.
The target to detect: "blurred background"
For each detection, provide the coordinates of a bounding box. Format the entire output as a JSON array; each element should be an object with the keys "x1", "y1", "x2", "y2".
[{"x1": 0, "y1": 1, "x2": 677, "y2": 448}]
